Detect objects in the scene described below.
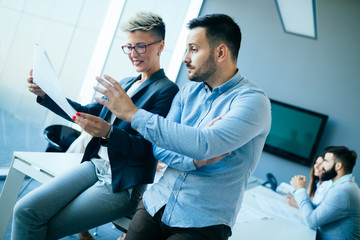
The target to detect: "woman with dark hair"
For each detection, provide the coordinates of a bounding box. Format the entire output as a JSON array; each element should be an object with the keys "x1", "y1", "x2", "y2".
[{"x1": 287, "y1": 153, "x2": 332, "y2": 207}]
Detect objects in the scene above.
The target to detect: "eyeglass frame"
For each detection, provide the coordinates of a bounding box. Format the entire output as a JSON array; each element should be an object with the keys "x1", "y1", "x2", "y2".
[{"x1": 121, "y1": 40, "x2": 162, "y2": 54}]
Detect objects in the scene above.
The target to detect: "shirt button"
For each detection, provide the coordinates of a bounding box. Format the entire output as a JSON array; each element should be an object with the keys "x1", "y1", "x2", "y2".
[
  {"x1": 207, "y1": 100, "x2": 211, "y2": 104},
  {"x1": 181, "y1": 172, "x2": 185, "y2": 176},
  {"x1": 136, "y1": 128, "x2": 140, "y2": 132},
  {"x1": 173, "y1": 191, "x2": 176, "y2": 195}
]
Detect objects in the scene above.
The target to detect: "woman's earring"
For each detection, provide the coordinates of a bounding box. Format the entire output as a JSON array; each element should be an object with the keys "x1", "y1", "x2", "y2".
[{"x1": 157, "y1": 53, "x2": 160, "y2": 56}]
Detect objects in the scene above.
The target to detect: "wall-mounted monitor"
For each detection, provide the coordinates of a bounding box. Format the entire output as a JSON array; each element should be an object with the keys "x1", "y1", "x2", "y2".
[{"x1": 264, "y1": 99, "x2": 328, "y2": 166}]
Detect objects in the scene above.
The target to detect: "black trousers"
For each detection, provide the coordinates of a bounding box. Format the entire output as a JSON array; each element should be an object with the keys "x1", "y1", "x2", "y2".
[{"x1": 125, "y1": 200, "x2": 232, "y2": 240}]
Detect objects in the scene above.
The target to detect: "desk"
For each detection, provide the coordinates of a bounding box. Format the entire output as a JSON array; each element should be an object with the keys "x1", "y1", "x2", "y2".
[
  {"x1": 0, "y1": 152, "x2": 83, "y2": 239},
  {"x1": 0, "y1": 152, "x2": 315, "y2": 240},
  {"x1": 230, "y1": 185, "x2": 315, "y2": 239}
]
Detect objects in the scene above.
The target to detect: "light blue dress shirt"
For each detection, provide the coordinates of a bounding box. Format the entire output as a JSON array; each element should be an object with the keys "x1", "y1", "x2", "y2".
[
  {"x1": 132, "y1": 71, "x2": 271, "y2": 228},
  {"x1": 294, "y1": 174, "x2": 360, "y2": 240}
]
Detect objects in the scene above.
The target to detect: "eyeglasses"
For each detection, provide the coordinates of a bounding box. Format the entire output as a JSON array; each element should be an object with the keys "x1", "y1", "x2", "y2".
[{"x1": 121, "y1": 40, "x2": 162, "y2": 54}]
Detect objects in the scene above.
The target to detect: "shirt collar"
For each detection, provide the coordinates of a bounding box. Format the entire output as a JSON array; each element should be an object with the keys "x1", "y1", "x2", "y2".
[
  {"x1": 330, "y1": 174, "x2": 353, "y2": 189},
  {"x1": 202, "y1": 69, "x2": 243, "y2": 94}
]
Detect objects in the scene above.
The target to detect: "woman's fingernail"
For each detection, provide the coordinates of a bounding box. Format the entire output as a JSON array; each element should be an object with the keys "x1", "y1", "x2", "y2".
[
  {"x1": 72, "y1": 116, "x2": 76, "y2": 121},
  {"x1": 76, "y1": 112, "x2": 80, "y2": 116}
]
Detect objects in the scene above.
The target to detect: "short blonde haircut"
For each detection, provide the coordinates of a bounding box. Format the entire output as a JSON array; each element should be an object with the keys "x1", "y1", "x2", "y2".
[{"x1": 121, "y1": 11, "x2": 165, "y2": 40}]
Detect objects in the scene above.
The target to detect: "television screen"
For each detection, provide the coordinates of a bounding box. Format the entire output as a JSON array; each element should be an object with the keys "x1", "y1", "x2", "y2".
[{"x1": 264, "y1": 99, "x2": 328, "y2": 166}]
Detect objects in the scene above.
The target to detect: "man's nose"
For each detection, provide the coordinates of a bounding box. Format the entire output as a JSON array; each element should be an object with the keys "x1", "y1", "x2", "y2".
[{"x1": 183, "y1": 53, "x2": 190, "y2": 64}]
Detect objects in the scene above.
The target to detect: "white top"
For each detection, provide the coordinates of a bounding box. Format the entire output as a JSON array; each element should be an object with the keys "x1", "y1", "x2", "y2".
[
  {"x1": 312, "y1": 180, "x2": 332, "y2": 205},
  {"x1": 96, "y1": 80, "x2": 144, "y2": 175},
  {"x1": 277, "y1": 180, "x2": 332, "y2": 206}
]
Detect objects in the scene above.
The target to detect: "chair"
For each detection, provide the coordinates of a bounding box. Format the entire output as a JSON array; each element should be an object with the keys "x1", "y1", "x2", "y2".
[
  {"x1": 43, "y1": 124, "x2": 81, "y2": 152},
  {"x1": 113, "y1": 216, "x2": 133, "y2": 233}
]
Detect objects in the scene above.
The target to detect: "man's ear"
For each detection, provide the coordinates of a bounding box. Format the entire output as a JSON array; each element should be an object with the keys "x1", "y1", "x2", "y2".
[
  {"x1": 215, "y1": 44, "x2": 228, "y2": 62},
  {"x1": 335, "y1": 161, "x2": 343, "y2": 171}
]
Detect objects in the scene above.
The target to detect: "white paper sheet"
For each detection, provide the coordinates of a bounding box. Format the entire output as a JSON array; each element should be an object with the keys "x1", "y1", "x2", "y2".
[
  {"x1": 33, "y1": 44, "x2": 77, "y2": 118},
  {"x1": 252, "y1": 192, "x2": 305, "y2": 225},
  {"x1": 235, "y1": 203, "x2": 272, "y2": 223}
]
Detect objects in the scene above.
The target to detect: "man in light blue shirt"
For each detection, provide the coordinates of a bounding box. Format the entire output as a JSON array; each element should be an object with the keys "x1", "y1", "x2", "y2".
[
  {"x1": 93, "y1": 14, "x2": 271, "y2": 240},
  {"x1": 291, "y1": 146, "x2": 360, "y2": 240}
]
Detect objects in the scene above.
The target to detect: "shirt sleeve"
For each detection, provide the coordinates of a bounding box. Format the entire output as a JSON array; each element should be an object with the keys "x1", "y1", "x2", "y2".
[
  {"x1": 132, "y1": 89, "x2": 270, "y2": 162},
  {"x1": 152, "y1": 145, "x2": 197, "y2": 172},
  {"x1": 294, "y1": 187, "x2": 349, "y2": 229},
  {"x1": 133, "y1": 92, "x2": 196, "y2": 171}
]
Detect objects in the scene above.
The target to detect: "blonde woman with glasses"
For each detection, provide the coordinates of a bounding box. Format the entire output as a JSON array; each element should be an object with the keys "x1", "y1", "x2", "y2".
[{"x1": 13, "y1": 11, "x2": 178, "y2": 240}]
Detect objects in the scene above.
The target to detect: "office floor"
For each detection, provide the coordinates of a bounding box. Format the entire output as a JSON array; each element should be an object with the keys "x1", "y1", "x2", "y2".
[{"x1": 0, "y1": 109, "x2": 123, "y2": 239}]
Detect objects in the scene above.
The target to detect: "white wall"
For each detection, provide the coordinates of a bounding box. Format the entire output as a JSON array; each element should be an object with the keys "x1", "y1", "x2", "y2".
[
  {"x1": 0, "y1": 0, "x2": 111, "y2": 129},
  {"x1": 176, "y1": 0, "x2": 360, "y2": 184},
  {"x1": 0, "y1": 0, "x2": 195, "y2": 145}
]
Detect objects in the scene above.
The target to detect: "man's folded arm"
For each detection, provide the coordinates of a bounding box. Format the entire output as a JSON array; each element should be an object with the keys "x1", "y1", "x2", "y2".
[
  {"x1": 132, "y1": 91, "x2": 270, "y2": 161},
  {"x1": 152, "y1": 145, "x2": 196, "y2": 172}
]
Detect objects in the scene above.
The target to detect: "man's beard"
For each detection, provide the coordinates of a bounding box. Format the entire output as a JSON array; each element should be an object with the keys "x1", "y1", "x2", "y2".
[
  {"x1": 321, "y1": 164, "x2": 337, "y2": 181},
  {"x1": 187, "y1": 55, "x2": 216, "y2": 83}
]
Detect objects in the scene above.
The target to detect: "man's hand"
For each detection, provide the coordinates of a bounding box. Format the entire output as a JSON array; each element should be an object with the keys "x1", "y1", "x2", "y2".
[
  {"x1": 206, "y1": 114, "x2": 224, "y2": 127},
  {"x1": 290, "y1": 175, "x2": 307, "y2": 190},
  {"x1": 94, "y1": 75, "x2": 139, "y2": 123},
  {"x1": 194, "y1": 152, "x2": 231, "y2": 168},
  {"x1": 193, "y1": 114, "x2": 229, "y2": 168},
  {"x1": 156, "y1": 161, "x2": 167, "y2": 172},
  {"x1": 73, "y1": 112, "x2": 111, "y2": 138},
  {"x1": 27, "y1": 69, "x2": 45, "y2": 98}
]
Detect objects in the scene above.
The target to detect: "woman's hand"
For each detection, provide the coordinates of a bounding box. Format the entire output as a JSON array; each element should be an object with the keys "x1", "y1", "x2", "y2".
[
  {"x1": 72, "y1": 112, "x2": 111, "y2": 138},
  {"x1": 286, "y1": 194, "x2": 299, "y2": 208},
  {"x1": 27, "y1": 69, "x2": 45, "y2": 98}
]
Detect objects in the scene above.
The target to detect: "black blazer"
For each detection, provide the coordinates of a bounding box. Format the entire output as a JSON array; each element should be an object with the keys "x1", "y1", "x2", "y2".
[{"x1": 38, "y1": 69, "x2": 179, "y2": 192}]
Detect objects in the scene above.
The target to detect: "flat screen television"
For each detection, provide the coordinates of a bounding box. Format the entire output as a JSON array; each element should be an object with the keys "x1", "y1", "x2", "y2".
[{"x1": 264, "y1": 99, "x2": 328, "y2": 166}]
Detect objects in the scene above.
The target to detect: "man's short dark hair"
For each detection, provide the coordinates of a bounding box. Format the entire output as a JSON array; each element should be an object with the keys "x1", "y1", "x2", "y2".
[
  {"x1": 325, "y1": 146, "x2": 357, "y2": 174},
  {"x1": 187, "y1": 13, "x2": 241, "y2": 61}
]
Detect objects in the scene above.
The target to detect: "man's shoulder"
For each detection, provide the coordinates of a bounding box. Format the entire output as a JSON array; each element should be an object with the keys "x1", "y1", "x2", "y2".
[
  {"x1": 342, "y1": 180, "x2": 360, "y2": 195},
  {"x1": 235, "y1": 77, "x2": 267, "y2": 96},
  {"x1": 177, "y1": 81, "x2": 202, "y2": 94},
  {"x1": 328, "y1": 180, "x2": 360, "y2": 201},
  {"x1": 231, "y1": 80, "x2": 270, "y2": 107}
]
